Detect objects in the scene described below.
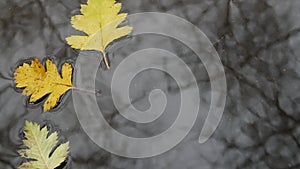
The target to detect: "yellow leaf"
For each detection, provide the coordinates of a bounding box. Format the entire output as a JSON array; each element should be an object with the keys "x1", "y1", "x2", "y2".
[
  {"x1": 14, "y1": 58, "x2": 73, "y2": 112},
  {"x1": 66, "y1": 0, "x2": 132, "y2": 69},
  {"x1": 19, "y1": 121, "x2": 69, "y2": 169}
]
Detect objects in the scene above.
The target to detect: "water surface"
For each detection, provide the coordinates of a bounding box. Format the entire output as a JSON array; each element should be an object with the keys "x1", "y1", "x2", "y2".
[{"x1": 0, "y1": 0, "x2": 300, "y2": 168}]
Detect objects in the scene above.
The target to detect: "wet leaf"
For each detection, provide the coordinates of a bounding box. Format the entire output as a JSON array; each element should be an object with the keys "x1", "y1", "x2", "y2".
[
  {"x1": 66, "y1": 0, "x2": 132, "y2": 69},
  {"x1": 14, "y1": 58, "x2": 73, "y2": 112},
  {"x1": 19, "y1": 121, "x2": 69, "y2": 169}
]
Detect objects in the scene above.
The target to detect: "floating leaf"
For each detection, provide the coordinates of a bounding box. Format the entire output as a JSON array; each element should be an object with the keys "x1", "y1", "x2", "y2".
[
  {"x1": 19, "y1": 121, "x2": 69, "y2": 169},
  {"x1": 14, "y1": 58, "x2": 73, "y2": 112},
  {"x1": 66, "y1": 0, "x2": 132, "y2": 69}
]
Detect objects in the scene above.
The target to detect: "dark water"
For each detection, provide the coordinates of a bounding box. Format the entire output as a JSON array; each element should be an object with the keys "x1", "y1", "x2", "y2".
[{"x1": 1, "y1": 0, "x2": 300, "y2": 168}]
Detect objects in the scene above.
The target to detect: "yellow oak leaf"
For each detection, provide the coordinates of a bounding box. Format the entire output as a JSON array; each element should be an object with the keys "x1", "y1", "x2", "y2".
[
  {"x1": 66, "y1": 0, "x2": 132, "y2": 69},
  {"x1": 19, "y1": 121, "x2": 69, "y2": 169},
  {"x1": 14, "y1": 58, "x2": 73, "y2": 112}
]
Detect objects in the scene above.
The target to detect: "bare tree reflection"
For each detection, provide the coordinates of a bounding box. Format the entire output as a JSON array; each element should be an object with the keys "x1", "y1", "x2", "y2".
[{"x1": 0, "y1": 0, "x2": 299, "y2": 168}]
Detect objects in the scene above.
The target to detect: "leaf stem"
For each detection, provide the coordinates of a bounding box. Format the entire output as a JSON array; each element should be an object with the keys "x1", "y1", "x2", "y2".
[
  {"x1": 71, "y1": 87, "x2": 101, "y2": 95},
  {"x1": 102, "y1": 52, "x2": 110, "y2": 69}
]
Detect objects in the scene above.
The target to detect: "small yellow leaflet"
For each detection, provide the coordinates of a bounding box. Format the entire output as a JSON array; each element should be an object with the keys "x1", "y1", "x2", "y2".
[
  {"x1": 19, "y1": 121, "x2": 69, "y2": 169},
  {"x1": 14, "y1": 58, "x2": 73, "y2": 112},
  {"x1": 66, "y1": 0, "x2": 132, "y2": 69}
]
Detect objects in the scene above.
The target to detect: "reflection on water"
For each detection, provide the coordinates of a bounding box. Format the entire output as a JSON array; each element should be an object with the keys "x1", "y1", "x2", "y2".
[{"x1": 0, "y1": 0, "x2": 300, "y2": 168}]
